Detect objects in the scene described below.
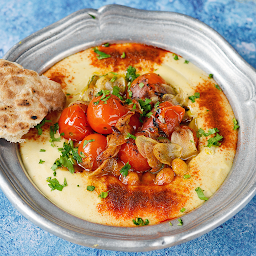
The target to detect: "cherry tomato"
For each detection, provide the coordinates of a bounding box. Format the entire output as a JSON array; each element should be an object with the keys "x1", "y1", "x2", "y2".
[
  {"x1": 119, "y1": 139, "x2": 150, "y2": 173},
  {"x1": 129, "y1": 113, "x2": 141, "y2": 132},
  {"x1": 58, "y1": 104, "x2": 93, "y2": 141},
  {"x1": 129, "y1": 73, "x2": 167, "y2": 101},
  {"x1": 87, "y1": 94, "x2": 128, "y2": 134},
  {"x1": 78, "y1": 134, "x2": 107, "y2": 171}
]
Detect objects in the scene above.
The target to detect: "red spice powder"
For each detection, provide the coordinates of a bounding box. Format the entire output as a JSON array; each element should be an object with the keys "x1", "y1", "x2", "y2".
[
  {"x1": 196, "y1": 80, "x2": 237, "y2": 151},
  {"x1": 89, "y1": 43, "x2": 168, "y2": 72}
]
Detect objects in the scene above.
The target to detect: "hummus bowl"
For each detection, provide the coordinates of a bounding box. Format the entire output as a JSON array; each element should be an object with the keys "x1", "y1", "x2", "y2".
[{"x1": 1, "y1": 5, "x2": 256, "y2": 251}]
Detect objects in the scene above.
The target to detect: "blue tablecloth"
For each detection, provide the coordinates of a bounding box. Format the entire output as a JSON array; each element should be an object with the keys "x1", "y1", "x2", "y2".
[{"x1": 0, "y1": 1, "x2": 255, "y2": 255}]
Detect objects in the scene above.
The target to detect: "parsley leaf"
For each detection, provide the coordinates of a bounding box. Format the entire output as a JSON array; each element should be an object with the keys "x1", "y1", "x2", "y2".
[
  {"x1": 49, "y1": 123, "x2": 62, "y2": 146},
  {"x1": 177, "y1": 218, "x2": 183, "y2": 226},
  {"x1": 138, "y1": 98, "x2": 152, "y2": 117},
  {"x1": 103, "y1": 42, "x2": 109, "y2": 47},
  {"x1": 35, "y1": 118, "x2": 51, "y2": 135},
  {"x1": 139, "y1": 82, "x2": 144, "y2": 88},
  {"x1": 121, "y1": 52, "x2": 126, "y2": 59},
  {"x1": 169, "y1": 222, "x2": 173, "y2": 226},
  {"x1": 126, "y1": 133, "x2": 136, "y2": 140},
  {"x1": 99, "y1": 191, "x2": 109, "y2": 199},
  {"x1": 40, "y1": 149, "x2": 46, "y2": 152},
  {"x1": 183, "y1": 174, "x2": 191, "y2": 179},
  {"x1": 87, "y1": 185, "x2": 95, "y2": 191},
  {"x1": 120, "y1": 162, "x2": 131, "y2": 177},
  {"x1": 197, "y1": 128, "x2": 219, "y2": 138},
  {"x1": 94, "y1": 48, "x2": 111, "y2": 60},
  {"x1": 89, "y1": 14, "x2": 96, "y2": 19},
  {"x1": 188, "y1": 92, "x2": 200, "y2": 103},
  {"x1": 233, "y1": 118, "x2": 239, "y2": 130},
  {"x1": 209, "y1": 74, "x2": 213, "y2": 78},
  {"x1": 215, "y1": 84, "x2": 222, "y2": 91},
  {"x1": 46, "y1": 177, "x2": 68, "y2": 191},
  {"x1": 180, "y1": 208, "x2": 186, "y2": 213},
  {"x1": 39, "y1": 159, "x2": 45, "y2": 164},
  {"x1": 112, "y1": 86, "x2": 124, "y2": 100},
  {"x1": 184, "y1": 60, "x2": 189, "y2": 64},
  {"x1": 83, "y1": 139, "x2": 95, "y2": 147},
  {"x1": 206, "y1": 133, "x2": 223, "y2": 147},
  {"x1": 125, "y1": 66, "x2": 139, "y2": 83},
  {"x1": 195, "y1": 187, "x2": 209, "y2": 201},
  {"x1": 110, "y1": 76, "x2": 117, "y2": 83},
  {"x1": 173, "y1": 54, "x2": 179, "y2": 60},
  {"x1": 132, "y1": 217, "x2": 149, "y2": 226}
]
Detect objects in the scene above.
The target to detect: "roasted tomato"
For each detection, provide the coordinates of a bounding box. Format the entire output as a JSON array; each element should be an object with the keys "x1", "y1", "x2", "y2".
[
  {"x1": 87, "y1": 94, "x2": 128, "y2": 134},
  {"x1": 119, "y1": 139, "x2": 150, "y2": 173},
  {"x1": 58, "y1": 104, "x2": 93, "y2": 141},
  {"x1": 129, "y1": 113, "x2": 141, "y2": 132},
  {"x1": 78, "y1": 133, "x2": 107, "y2": 171},
  {"x1": 142, "y1": 102, "x2": 185, "y2": 137},
  {"x1": 129, "y1": 73, "x2": 167, "y2": 101}
]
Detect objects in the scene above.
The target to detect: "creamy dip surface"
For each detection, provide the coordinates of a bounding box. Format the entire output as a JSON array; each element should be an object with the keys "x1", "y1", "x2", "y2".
[{"x1": 19, "y1": 43, "x2": 238, "y2": 227}]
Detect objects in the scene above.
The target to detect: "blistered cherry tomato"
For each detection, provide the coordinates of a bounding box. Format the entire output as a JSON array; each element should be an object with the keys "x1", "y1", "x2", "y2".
[
  {"x1": 119, "y1": 139, "x2": 150, "y2": 173},
  {"x1": 87, "y1": 94, "x2": 128, "y2": 134},
  {"x1": 129, "y1": 113, "x2": 141, "y2": 132},
  {"x1": 129, "y1": 73, "x2": 167, "y2": 101},
  {"x1": 58, "y1": 104, "x2": 93, "y2": 141},
  {"x1": 78, "y1": 134, "x2": 107, "y2": 171}
]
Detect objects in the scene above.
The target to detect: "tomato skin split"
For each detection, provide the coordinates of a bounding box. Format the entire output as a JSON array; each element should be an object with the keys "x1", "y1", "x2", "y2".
[
  {"x1": 87, "y1": 94, "x2": 128, "y2": 134},
  {"x1": 58, "y1": 104, "x2": 93, "y2": 141}
]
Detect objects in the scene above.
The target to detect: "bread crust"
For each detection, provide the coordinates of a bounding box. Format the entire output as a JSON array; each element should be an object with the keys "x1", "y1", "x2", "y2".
[{"x1": 0, "y1": 60, "x2": 66, "y2": 142}]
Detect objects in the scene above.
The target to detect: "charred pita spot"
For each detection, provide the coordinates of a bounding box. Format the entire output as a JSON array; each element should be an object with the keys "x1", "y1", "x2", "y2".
[
  {"x1": 16, "y1": 99, "x2": 31, "y2": 107},
  {"x1": 31, "y1": 116, "x2": 37, "y2": 120},
  {"x1": 18, "y1": 122, "x2": 29, "y2": 130},
  {"x1": 13, "y1": 76, "x2": 26, "y2": 86}
]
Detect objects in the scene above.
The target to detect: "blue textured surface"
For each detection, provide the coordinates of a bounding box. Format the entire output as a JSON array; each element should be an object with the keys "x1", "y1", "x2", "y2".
[{"x1": 0, "y1": 1, "x2": 256, "y2": 255}]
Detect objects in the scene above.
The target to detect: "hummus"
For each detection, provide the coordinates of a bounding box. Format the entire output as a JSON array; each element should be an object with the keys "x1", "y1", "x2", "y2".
[{"x1": 19, "y1": 43, "x2": 238, "y2": 227}]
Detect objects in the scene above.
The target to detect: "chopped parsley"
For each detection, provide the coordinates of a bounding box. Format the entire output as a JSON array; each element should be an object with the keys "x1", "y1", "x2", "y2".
[
  {"x1": 121, "y1": 52, "x2": 126, "y2": 58},
  {"x1": 183, "y1": 174, "x2": 191, "y2": 179},
  {"x1": 206, "y1": 133, "x2": 223, "y2": 147},
  {"x1": 126, "y1": 133, "x2": 136, "y2": 140},
  {"x1": 51, "y1": 141, "x2": 82, "y2": 174},
  {"x1": 112, "y1": 86, "x2": 124, "y2": 100},
  {"x1": 195, "y1": 187, "x2": 209, "y2": 201},
  {"x1": 125, "y1": 66, "x2": 139, "y2": 83},
  {"x1": 138, "y1": 98, "x2": 152, "y2": 117},
  {"x1": 173, "y1": 54, "x2": 179, "y2": 60},
  {"x1": 132, "y1": 217, "x2": 149, "y2": 226},
  {"x1": 83, "y1": 139, "x2": 95, "y2": 147},
  {"x1": 39, "y1": 159, "x2": 45, "y2": 164},
  {"x1": 110, "y1": 76, "x2": 117, "y2": 83},
  {"x1": 35, "y1": 118, "x2": 51, "y2": 135},
  {"x1": 99, "y1": 191, "x2": 109, "y2": 199},
  {"x1": 215, "y1": 84, "x2": 222, "y2": 91},
  {"x1": 184, "y1": 60, "x2": 189, "y2": 64},
  {"x1": 49, "y1": 123, "x2": 62, "y2": 146},
  {"x1": 120, "y1": 162, "x2": 131, "y2": 177},
  {"x1": 177, "y1": 218, "x2": 183, "y2": 226},
  {"x1": 87, "y1": 185, "x2": 95, "y2": 191},
  {"x1": 139, "y1": 82, "x2": 144, "y2": 88},
  {"x1": 197, "y1": 128, "x2": 219, "y2": 138},
  {"x1": 102, "y1": 42, "x2": 109, "y2": 47},
  {"x1": 209, "y1": 73, "x2": 213, "y2": 78},
  {"x1": 180, "y1": 208, "x2": 186, "y2": 213},
  {"x1": 233, "y1": 118, "x2": 240, "y2": 130},
  {"x1": 88, "y1": 14, "x2": 96, "y2": 19},
  {"x1": 40, "y1": 149, "x2": 46, "y2": 152},
  {"x1": 169, "y1": 222, "x2": 173, "y2": 226},
  {"x1": 93, "y1": 48, "x2": 111, "y2": 60},
  {"x1": 77, "y1": 185, "x2": 80, "y2": 187},
  {"x1": 46, "y1": 177, "x2": 67, "y2": 191},
  {"x1": 188, "y1": 92, "x2": 200, "y2": 103}
]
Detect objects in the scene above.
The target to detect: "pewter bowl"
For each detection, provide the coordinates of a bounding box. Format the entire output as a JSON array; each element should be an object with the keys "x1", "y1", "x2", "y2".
[{"x1": 1, "y1": 5, "x2": 256, "y2": 252}]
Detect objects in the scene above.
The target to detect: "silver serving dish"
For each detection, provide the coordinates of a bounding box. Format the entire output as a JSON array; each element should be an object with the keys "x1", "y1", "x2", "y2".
[{"x1": 1, "y1": 5, "x2": 256, "y2": 252}]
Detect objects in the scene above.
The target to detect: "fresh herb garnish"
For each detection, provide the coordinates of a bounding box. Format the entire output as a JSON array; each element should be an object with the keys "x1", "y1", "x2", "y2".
[
  {"x1": 139, "y1": 82, "x2": 144, "y2": 88},
  {"x1": 180, "y1": 208, "x2": 186, "y2": 213},
  {"x1": 125, "y1": 66, "x2": 139, "y2": 83},
  {"x1": 110, "y1": 76, "x2": 117, "y2": 83},
  {"x1": 121, "y1": 52, "x2": 126, "y2": 59},
  {"x1": 132, "y1": 217, "x2": 149, "y2": 226},
  {"x1": 49, "y1": 123, "x2": 62, "y2": 146},
  {"x1": 195, "y1": 187, "x2": 209, "y2": 201},
  {"x1": 206, "y1": 133, "x2": 223, "y2": 147},
  {"x1": 94, "y1": 48, "x2": 111, "y2": 60},
  {"x1": 177, "y1": 218, "x2": 183, "y2": 226},
  {"x1": 154, "y1": 101, "x2": 160, "y2": 109},
  {"x1": 83, "y1": 139, "x2": 95, "y2": 147},
  {"x1": 89, "y1": 14, "x2": 96, "y2": 19},
  {"x1": 112, "y1": 86, "x2": 124, "y2": 100},
  {"x1": 173, "y1": 54, "x2": 179, "y2": 60},
  {"x1": 138, "y1": 98, "x2": 152, "y2": 117},
  {"x1": 39, "y1": 159, "x2": 45, "y2": 164},
  {"x1": 126, "y1": 133, "x2": 136, "y2": 140},
  {"x1": 120, "y1": 162, "x2": 131, "y2": 177},
  {"x1": 184, "y1": 60, "x2": 189, "y2": 64},
  {"x1": 233, "y1": 118, "x2": 239, "y2": 130},
  {"x1": 209, "y1": 74, "x2": 213, "y2": 78},
  {"x1": 169, "y1": 222, "x2": 173, "y2": 226},
  {"x1": 183, "y1": 174, "x2": 191, "y2": 179},
  {"x1": 87, "y1": 185, "x2": 95, "y2": 191},
  {"x1": 46, "y1": 177, "x2": 67, "y2": 191},
  {"x1": 197, "y1": 128, "x2": 219, "y2": 138},
  {"x1": 77, "y1": 185, "x2": 80, "y2": 187},
  {"x1": 188, "y1": 92, "x2": 200, "y2": 103},
  {"x1": 40, "y1": 149, "x2": 46, "y2": 152},
  {"x1": 99, "y1": 191, "x2": 109, "y2": 199},
  {"x1": 103, "y1": 42, "x2": 109, "y2": 47},
  {"x1": 215, "y1": 84, "x2": 221, "y2": 91},
  {"x1": 35, "y1": 118, "x2": 52, "y2": 135}
]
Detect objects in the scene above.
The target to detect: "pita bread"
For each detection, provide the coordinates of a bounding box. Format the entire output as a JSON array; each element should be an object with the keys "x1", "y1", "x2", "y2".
[{"x1": 0, "y1": 59, "x2": 66, "y2": 143}]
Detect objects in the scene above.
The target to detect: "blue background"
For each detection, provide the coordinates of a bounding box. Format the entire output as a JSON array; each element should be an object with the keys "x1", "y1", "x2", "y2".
[{"x1": 0, "y1": 0, "x2": 256, "y2": 255}]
